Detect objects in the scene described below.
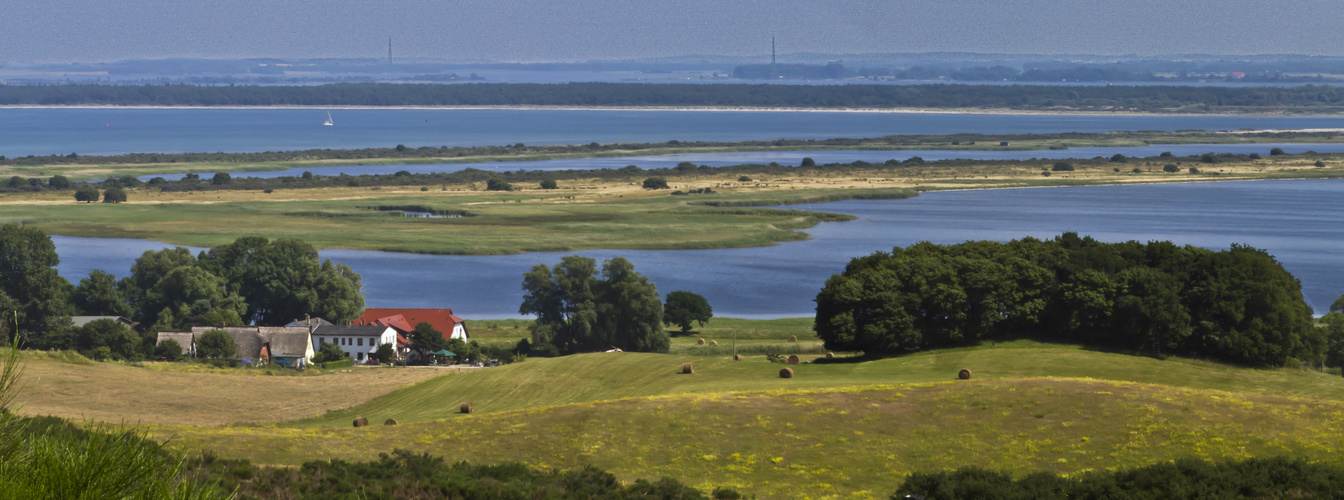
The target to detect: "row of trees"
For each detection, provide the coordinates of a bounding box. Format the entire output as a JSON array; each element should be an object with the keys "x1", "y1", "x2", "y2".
[
  {"x1": 814, "y1": 233, "x2": 1320, "y2": 366},
  {"x1": 11, "y1": 82, "x2": 1344, "y2": 111},
  {"x1": 0, "y1": 225, "x2": 365, "y2": 361}
]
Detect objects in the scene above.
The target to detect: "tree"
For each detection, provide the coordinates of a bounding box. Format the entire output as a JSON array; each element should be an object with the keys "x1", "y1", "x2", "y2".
[
  {"x1": 155, "y1": 338, "x2": 185, "y2": 361},
  {"x1": 520, "y1": 255, "x2": 668, "y2": 354},
  {"x1": 74, "y1": 186, "x2": 99, "y2": 203},
  {"x1": 77, "y1": 319, "x2": 139, "y2": 361},
  {"x1": 124, "y1": 246, "x2": 197, "y2": 317},
  {"x1": 0, "y1": 224, "x2": 72, "y2": 345},
  {"x1": 196, "y1": 237, "x2": 364, "y2": 325},
  {"x1": 314, "y1": 341, "x2": 345, "y2": 363},
  {"x1": 211, "y1": 172, "x2": 232, "y2": 185},
  {"x1": 1188, "y1": 167, "x2": 1200, "y2": 174},
  {"x1": 1331, "y1": 293, "x2": 1344, "y2": 314},
  {"x1": 663, "y1": 291, "x2": 712, "y2": 334},
  {"x1": 408, "y1": 321, "x2": 447, "y2": 355},
  {"x1": 1316, "y1": 160, "x2": 1327, "y2": 168},
  {"x1": 1109, "y1": 154, "x2": 1127, "y2": 162},
  {"x1": 372, "y1": 342, "x2": 397, "y2": 364},
  {"x1": 738, "y1": 176, "x2": 752, "y2": 182},
  {"x1": 642, "y1": 177, "x2": 669, "y2": 189},
  {"x1": 1163, "y1": 164, "x2": 1180, "y2": 173},
  {"x1": 47, "y1": 175, "x2": 71, "y2": 190},
  {"x1": 140, "y1": 267, "x2": 247, "y2": 331},
  {"x1": 801, "y1": 157, "x2": 816, "y2": 167},
  {"x1": 73, "y1": 270, "x2": 131, "y2": 317},
  {"x1": 102, "y1": 187, "x2": 127, "y2": 203},
  {"x1": 486, "y1": 178, "x2": 513, "y2": 191},
  {"x1": 1270, "y1": 147, "x2": 1286, "y2": 156},
  {"x1": 196, "y1": 329, "x2": 237, "y2": 359},
  {"x1": 1051, "y1": 161, "x2": 1074, "y2": 172},
  {"x1": 539, "y1": 179, "x2": 558, "y2": 190}
]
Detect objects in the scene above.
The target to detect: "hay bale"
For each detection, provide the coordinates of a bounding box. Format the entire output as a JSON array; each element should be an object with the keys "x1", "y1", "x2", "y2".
[
  {"x1": 460, "y1": 402, "x2": 474, "y2": 414},
  {"x1": 788, "y1": 335, "x2": 797, "y2": 342},
  {"x1": 352, "y1": 417, "x2": 368, "y2": 428},
  {"x1": 786, "y1": 355, "x2": 800, "y2": 365},
  {"x1": 383, "y1": 418, "x2": 398, "y2": 426},
  {"x1": 958, "y1": 369, "x2": 972, "y2": 380},
  {"x1": 779, "y1": 367, "x2": 794, "y2": 378},
  {"x1": 733, "y1": 354, "x2": 743, "y2": 361},
  {"x1": 826, "y1": 352, "x2": 835, "y2": 359},
  {"x1": 682, "y1": 362, "x2": 694, "y2": 374},
  {"x1": 697, "y1": 338, "x2": 705, "y2": 345},
  {"x1": 709, "y1": 340, "x2": 718, "y2": 346}
]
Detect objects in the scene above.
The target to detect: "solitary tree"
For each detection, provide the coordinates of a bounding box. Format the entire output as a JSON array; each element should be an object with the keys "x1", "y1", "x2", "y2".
[
  {"x1": 48, "y1": 175, "x2": 72, "y2": 190},
  {"x1": 74, "y1": 186, "x2": 99, "y2": 203},
  {"x1": 154, "y1": 338, "x2": 185, "y2": 362},
  {"x1": 1051, "y1": 162, "x2": 1075, "y2": 172},
  {"x1": 642, "y1": 177, "x2": 669, "y2": 189},
  {"x1": 1270, "y1": 147, "x2": 1286, "y2": 156},
  {"x1": 372, "y1": 342, "x2": 397, "y2": 364},
  {"x1": 663, "y1": 291, "x2": 713, "y2": 334},
  {"x1": 211, "y1": 172, "x2": 232, "y2": 185},
  {"x1": 196, "y1": 329, "x2": 237, "y2": 359},
  {"x1": 801, "y1": 157, "x2": 816, "y2": 167},
  {"x1": 520, "y1": 255, "x2": 667, "y2": 354},
  {"x1": 102, "y1": 187, "x2": 127, "y2": 203},
  {"x1": 539, "y1": 179, "x2": 558, "y2": 190},
  {"x1": 1163, "y1": 164, "x2": 1180, "y2": 173},
  {"x1": 408, "y1": 321, "x2": 447, "y2": 355},
  {"x1": 486, "y1": 178, "x2": 513, "y2": 191}
]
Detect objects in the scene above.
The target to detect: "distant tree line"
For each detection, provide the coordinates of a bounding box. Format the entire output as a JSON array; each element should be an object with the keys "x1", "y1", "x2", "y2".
[
  {"x1": 0, "y1": 225, "x2": 364, "y2": 361},
  {"x1": 815, "y1": 234, "x2": 1320, "y2": 367},
  {"x1": 12, "y1": 82, "x2": 1344, "y2": 111},
  {"x1": 1, "y1": 130, "x2": 1335, "y2": 168},
  {"x1": 735, "y1": 61, "x2": 1344, "y2": 83},
  {"x1": 9, "y1": 146, "x2": 1313, "y2": 198}
]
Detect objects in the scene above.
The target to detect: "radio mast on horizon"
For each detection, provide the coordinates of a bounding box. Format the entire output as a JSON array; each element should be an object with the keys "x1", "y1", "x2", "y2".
[
  {"x1": 388, "y1": 37, "x2": 393, "y2": 64},
  {"x1": 771, "y1": 36, "x2": 776, "y2": 65}
]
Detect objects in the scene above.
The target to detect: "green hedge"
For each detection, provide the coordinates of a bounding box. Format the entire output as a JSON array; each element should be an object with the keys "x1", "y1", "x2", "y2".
[{"x1": 320, "y1": 358, "x2": 355, "y2": 370}]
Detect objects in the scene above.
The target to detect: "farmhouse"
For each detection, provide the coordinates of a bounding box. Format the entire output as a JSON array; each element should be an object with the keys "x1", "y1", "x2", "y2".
[
  {"x1": 312, "y1": 324, "x2": 399, "y2": 363},
  {"x1": 356, "y1": 308, "x2": 469, "y2": 340},
  {"x1": 154, "y1": 326, "x2": 315, "y2": 367}
]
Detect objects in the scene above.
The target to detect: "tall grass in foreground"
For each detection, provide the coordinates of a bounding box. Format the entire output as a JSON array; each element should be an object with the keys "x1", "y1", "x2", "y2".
[{"x1": 0, "y1": 345, "x2": 228, "y2": 500}]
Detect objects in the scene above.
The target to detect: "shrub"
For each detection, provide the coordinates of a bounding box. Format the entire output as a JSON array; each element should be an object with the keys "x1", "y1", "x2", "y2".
[
  {"x1": 485, "y1": 178, "x2": 513, "y2": 191},
  {"x1": 101, "y1": 186, "x2": 126, "y2": 203},
  {"x1": 1270, "y1": 147, "x2": 1286, "y2": 155},
  {"x1": 196, "y1": 329, "x2": 237, "y2": 359},
  {"x1": 1050, "y1": 161, "x2": 1074, "y2": 172},
  {"x1": 154, "y1": 339, "x2": 184, "y2": 362},
  {"x1": 642, "y1": 177, "x2": 669, "y2": 189},
  {"x1": 1189, "y1": 167, "x2": 1200, "y2": 174},
  {"x1": 737, "y1": 175, "x2": 752, "y2": 182},
  {"x1": 539, "y1": 179, "x2": 558, "y2": 189},
  {"x1": 1109, "y1": 153, "x2": 1127, "y2": 162},
  {"x1": 1316, "y1": 160, "x2": 1326, "y2": 168},
  {"x1": 1163, "y1": 164, "x2": 1180, "y2": 173},
  {"x1": 1249, "y1": 152, "x2": 1262, "y2": 159},
  {"x1": 801, "y1": 157, "x2": 816, "y2": 167}
]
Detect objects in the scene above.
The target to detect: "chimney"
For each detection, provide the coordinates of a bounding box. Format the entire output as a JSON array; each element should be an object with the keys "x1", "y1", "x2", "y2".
[{"x1": 306, "y1": 314, "x2": 310, "y2": 326}]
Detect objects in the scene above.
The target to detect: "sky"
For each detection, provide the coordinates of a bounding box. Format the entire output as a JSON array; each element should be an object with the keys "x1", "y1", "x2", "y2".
[{"x1": 4, "y1": 0, "x2": 1344, "y2": 63}]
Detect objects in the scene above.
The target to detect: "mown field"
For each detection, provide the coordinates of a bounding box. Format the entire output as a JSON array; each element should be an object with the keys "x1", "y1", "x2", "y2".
[
  {"x1": 142, "y1": 342, "x2": 1344, "y2": 498},
  {"x1": 1, "y1": 151, "x2": 1342, "y2": 254}
]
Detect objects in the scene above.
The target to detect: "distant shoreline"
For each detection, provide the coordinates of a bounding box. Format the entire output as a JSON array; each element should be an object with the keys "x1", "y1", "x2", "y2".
[{"x1": 1, "y1": 104, "x2": 1338, "y2": 118}]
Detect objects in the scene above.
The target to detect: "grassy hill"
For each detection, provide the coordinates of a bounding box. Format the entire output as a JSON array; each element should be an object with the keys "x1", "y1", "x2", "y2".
[{"x1": 282, "y1": 341, "x2": 1344, "y2": 428}]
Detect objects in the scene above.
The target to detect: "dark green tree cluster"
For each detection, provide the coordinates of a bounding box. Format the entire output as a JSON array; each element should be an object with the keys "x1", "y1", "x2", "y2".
[
  {"x1": 0, "y1": 226, "x2": 365, "y2": 360},
  {"x1": 520, "y1": 256, "x2": 668, "y2": 354},
  {"x1": 894, "y1": 457, "x2": 1344, "y2": 499},
  {"x1": 663, "y1": 290, "x2": 713, "y2": 334},
  {"x1": 814, "y1": 233, "x2": 1319, "y2": 366}
]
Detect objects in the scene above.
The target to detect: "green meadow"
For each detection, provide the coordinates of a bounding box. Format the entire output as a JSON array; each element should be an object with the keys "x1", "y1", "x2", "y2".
[{"x1": 145, "y1": 341, "x2": 1344, "y2": 498}]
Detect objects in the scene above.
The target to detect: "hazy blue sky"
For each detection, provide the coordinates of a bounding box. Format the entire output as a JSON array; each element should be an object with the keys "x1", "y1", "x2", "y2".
[{"x1": 4, "y1": 0, "x2": 1342, "y2": 63}]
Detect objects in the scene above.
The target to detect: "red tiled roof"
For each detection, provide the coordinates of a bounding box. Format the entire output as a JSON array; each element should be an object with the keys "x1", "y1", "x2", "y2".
[{"x1": 356, "y1": 308, "x2": 466, "y2": 341}]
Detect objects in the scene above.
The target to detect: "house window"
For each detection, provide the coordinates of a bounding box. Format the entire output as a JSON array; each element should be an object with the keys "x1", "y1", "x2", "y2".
[
  {"x1": 357, "y1": 352, "x2": 364, "y2": 361},
  {"x1": 318, "y1": 337, "x2": 325, "y2": 345},
  {"x1": 358, "y1": 338, "x2": 364, "y2": 347}
]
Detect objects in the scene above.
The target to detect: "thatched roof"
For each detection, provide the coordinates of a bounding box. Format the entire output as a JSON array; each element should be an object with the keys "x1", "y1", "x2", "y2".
[
  {"x1": 259, "y1": 327, "x2": 312, "y2": 357},
  {"x1": 155, "y1": 331, "x2": 195, "y2": 355}
]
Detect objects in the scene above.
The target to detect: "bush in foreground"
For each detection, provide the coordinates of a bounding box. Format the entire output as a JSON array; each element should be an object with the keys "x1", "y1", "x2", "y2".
[{"x1": 893, "y1": 457, "x2": 1344, "y2": 499}]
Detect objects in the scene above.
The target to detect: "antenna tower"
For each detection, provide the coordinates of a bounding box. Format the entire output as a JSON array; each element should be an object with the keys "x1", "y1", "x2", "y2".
[
  {"x1": 771, "y1": 36, "x2": 776, "y2": 65},
  {"x1": 388, "y1": 37, "x2": 392, "y2": 64}
]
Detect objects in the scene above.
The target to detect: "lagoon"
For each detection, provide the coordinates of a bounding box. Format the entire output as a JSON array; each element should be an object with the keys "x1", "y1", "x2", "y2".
[
  {"x1": 51, "y1": 178, "x2": 1344, "y2": 319},
  {"x1": 6, "y1": 107, "x2": 1344, "y2": 157}
]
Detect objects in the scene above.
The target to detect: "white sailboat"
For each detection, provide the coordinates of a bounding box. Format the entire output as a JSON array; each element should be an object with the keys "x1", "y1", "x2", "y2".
[{"x1": 322, "y1": 112, "x2": 334, "y2": 126}]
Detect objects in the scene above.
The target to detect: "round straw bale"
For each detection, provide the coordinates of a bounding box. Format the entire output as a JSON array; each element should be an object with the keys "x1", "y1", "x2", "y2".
[
  {"x1": 786, "y1": 355, "x2": 800, "y2": 365},
  {"x1": 697, "y1": 338, "x2": 705, "y2": 345},
  {"x1": 788, "y1": 335, "x2": 797, "y2": 342},
  {"x1": 779, "y1": 367, "x2": 794, "y2": 378},
  {"x1": 383, "y1": 418, "x2": 398, "y2": 426},
  {"x1": 460, "y1": 402, "x2": 474, "y2": 414},
  {"x1": 710, "y1": 340, "x2": 718, "y2": 346},
  {"x1": 352, "y1": 417, "x2": 368, "y2": 428},
  {"x1": 682, "y1": 362, "x2": 694, "y2": 374},
  {"x1": 826, "y1": 351, "x2": 835, "y2": 359},
  {"x1": 958, "y1": 369, "x2": 972, "y2": 380},
  {"x1": 733, "y1": 354, "x2": 743, "y2": 361}
]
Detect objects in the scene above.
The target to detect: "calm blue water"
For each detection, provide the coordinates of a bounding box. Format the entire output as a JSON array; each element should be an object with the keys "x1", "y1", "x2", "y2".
[
  {"x1": 149, "y1": 143, "x2": 1344, "y2": 180},
  {"x1": 4, "y1": 107, "x2": 1344, "y2": 157},
  {"x1": 50, "y1": 178, "x2": 1344, "y2": 319}
]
